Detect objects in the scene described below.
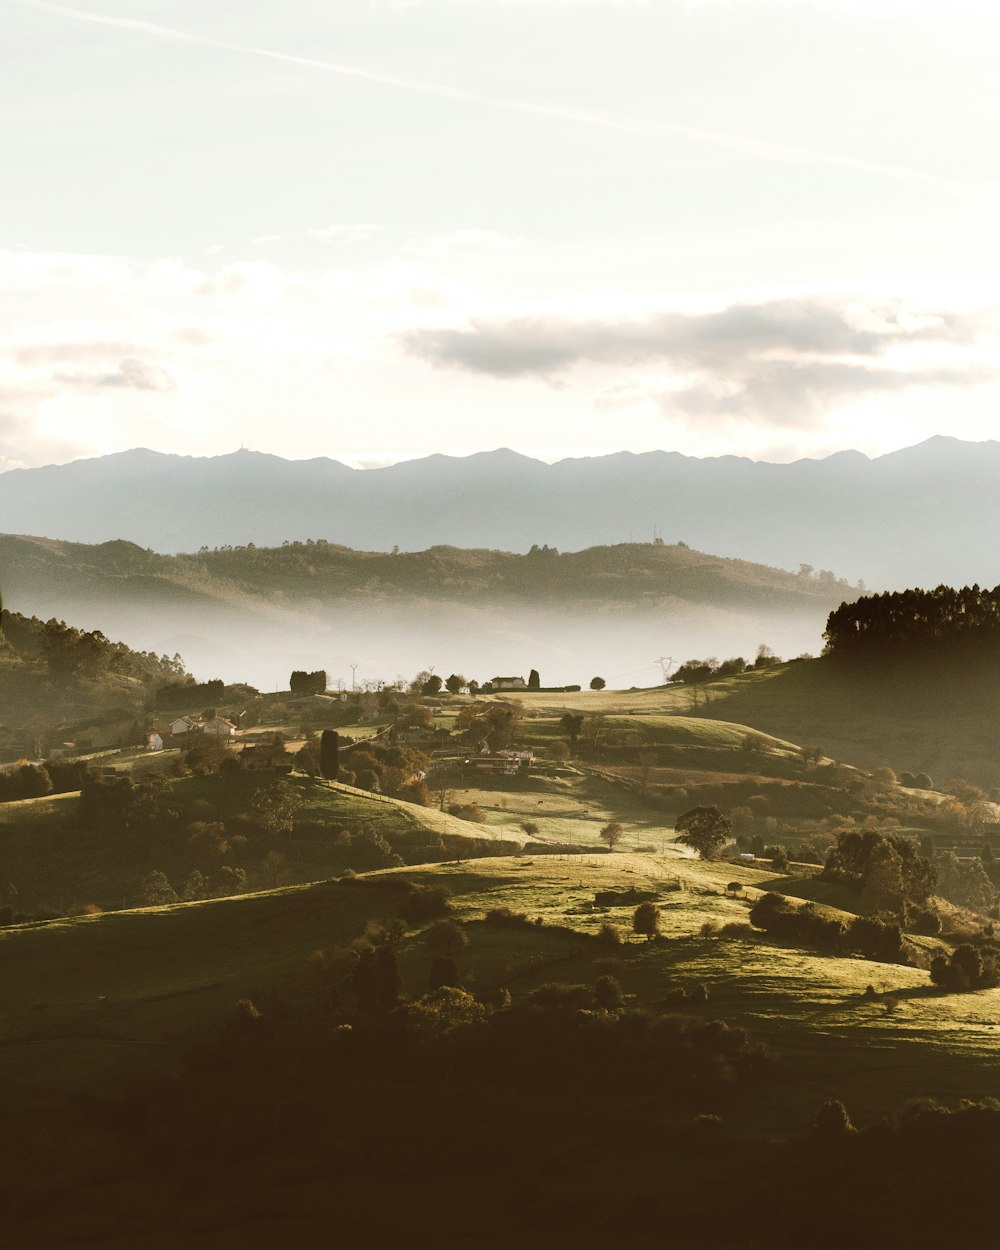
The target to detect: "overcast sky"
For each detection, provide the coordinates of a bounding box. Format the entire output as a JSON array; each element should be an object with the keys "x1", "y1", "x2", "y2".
[{"x1": 3, "y1": 0, "x2": 1000, "y2": 471}]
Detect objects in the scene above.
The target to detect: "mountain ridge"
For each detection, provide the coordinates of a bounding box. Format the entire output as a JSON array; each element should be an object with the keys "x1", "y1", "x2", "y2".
[{"x1": 2, "y1": 437, "x2": 999, "y2": 588}]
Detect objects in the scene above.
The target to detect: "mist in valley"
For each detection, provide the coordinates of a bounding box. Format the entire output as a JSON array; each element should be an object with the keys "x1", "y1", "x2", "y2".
[{"x1": 7, "y1": 589, "x2": 831, "y2": 693}]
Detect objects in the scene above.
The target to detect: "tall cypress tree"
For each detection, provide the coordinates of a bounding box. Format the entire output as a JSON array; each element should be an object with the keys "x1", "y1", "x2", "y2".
[{"x1": 320, "y1": 730, "x2": 339, "y2": 780}]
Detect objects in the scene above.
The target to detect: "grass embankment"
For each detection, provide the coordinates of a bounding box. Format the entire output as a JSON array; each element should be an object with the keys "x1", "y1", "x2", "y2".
[
  {"x1": 680, "y1": 658, "x2": 1000, "y2": 786},
  {"x1": 0, "y1": 771, "x2": 505, "y2": 914},
  {"x1": 518, "y1": 657, "x2": 1000, "y2": 787},
  {"x1": 3, "y1": 838, "x2": 997, "y2": 1135}
]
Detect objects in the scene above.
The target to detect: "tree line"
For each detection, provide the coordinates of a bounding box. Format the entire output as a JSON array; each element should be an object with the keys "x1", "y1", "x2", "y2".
[
  {"x1": 824, "y1": 583, "x2": 1000, "y2": 659},
  {"x1": 1, "y1": 609, "x2": 187, "y2": 687}
]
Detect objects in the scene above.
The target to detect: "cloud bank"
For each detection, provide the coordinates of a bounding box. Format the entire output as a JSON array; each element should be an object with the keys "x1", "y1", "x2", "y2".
[{"x1": 403, "y1": 298, "x2": 994, "y2": 423}]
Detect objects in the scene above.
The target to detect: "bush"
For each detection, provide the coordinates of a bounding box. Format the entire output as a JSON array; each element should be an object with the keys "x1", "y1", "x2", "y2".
[
  {"x1": 749, "y1": 893, "x2": 854, "y2": 955},
  {"x1": 662, "y1": 984, "x2": 710, "y2": 1007},
  {"x1": 528, "y1": 983, "x2": 595, "y2": 1010},
  {"x1": 814, "y1": 1099, "x2": 857, "y2": 1139},
  {"x1": 593, "y1": 975, "x2": 623, "y2": 1011},
  {"x1": 428, "y1": 956, "x2": 461, "y2": 991},
  {"x1": 424, "y1": 919, "x2": 468, "y2": 956},
  {"x1": 483, "y1": 906, "x2": 532, "y2": 929},
  {"x1": 449, "y1": 803, "x2": 485, "y2": 823},
  {"x1": 398, "y1": 885, "x2": 453, "y2": 924},
  {"x1": 930, "y1": 943, "x2": 1000, "y2": 992},
  {"x1": 905, "y1": 903, "x2": 942, "y2": 935},
  {"x1": 183, "y1": 737, "x2": 228, "y2": 775},
  {"x1": 632, "y1": 901, "x2": 661, "y2": 941},
  {"x1": 849, "y1": 914, "x2": 906, "y2": 963}
]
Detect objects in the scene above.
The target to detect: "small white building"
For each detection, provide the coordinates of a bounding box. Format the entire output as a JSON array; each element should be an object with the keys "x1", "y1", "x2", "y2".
[
  {"x1": 465, "y1": 749, "x2": 534, "y2": 777},
  {"x1": 170, "y1": 716, "x2": 200, "y2": 736},
  {"x1": 202, "y1": 716, "x2": 237, "y2": 740},
  {"x1": 147, "y1": 732, "x2": 164, "y2": 751}
]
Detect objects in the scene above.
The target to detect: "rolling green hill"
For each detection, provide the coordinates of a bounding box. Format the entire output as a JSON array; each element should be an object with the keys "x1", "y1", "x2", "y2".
[
  {"x1": 0, "y1": 532, "x2": 853, "y2": 610},
  {"x1": 2, "y1": 844, "x2": 994, "y2": 1122},
  {"x1": 678, "y1": 658, "x2": 1000, "y2": 789},
  {"x1": 515, "y1": 656, "x2": 1000, "y2": 788}
]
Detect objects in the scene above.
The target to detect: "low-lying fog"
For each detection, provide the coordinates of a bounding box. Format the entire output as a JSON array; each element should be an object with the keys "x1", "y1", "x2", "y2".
[{"x1": 9, "y1": 593, "x2": 831, "y2": 693}]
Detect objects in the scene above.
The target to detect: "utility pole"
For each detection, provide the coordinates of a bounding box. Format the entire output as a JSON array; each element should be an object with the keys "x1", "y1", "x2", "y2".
[
  {"x1": 656, "y1": 656, "x2": 674, "y2": 684},
  {"x1": 350, "y1": 663, "x2": 359, "y2": 691}
]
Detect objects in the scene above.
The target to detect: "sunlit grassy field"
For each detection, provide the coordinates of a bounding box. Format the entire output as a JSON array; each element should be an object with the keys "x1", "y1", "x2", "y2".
[{"x1": 5, "y1": 835, "x2": 1000, "y2": 1134}]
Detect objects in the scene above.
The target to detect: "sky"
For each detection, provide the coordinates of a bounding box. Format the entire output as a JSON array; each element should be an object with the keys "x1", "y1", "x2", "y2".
[{"x1": 3, "y1": 0, "x2": 1000, "y2": 472}]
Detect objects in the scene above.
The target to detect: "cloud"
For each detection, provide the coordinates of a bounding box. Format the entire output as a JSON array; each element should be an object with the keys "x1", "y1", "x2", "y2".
[
  {"x1": 403, "y1": 299, "x2": 980, "y2": 376},
  {"x1": 55, "y1": 357, "x2": 175, "y2": 391},
  {"x1": 405, "y1": 229, "x2": 523, "y2": 258},
  {"x1": 307, "y1": 223, "x2": 383, "y2": 244},
  {"x1": 403, "y1": 297, "x2": 995, "y2": 424},
  {"x1": 596, "y1": 360, "x2": 993, "y2": 426},
  {"x1": 13, "y1": 340, "x2": 138, "y2": 366}
]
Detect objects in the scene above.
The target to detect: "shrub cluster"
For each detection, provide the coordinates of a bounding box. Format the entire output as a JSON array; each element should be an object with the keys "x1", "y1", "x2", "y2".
[
  {"x1": 397, "y1": 884, "x2": 453, "y2": 924},
  {"x1": 749, "y1": 893, "x2": 909, "y2": 964},
  {"x1": 930, "y1": 943, "x2": 1000, "y2": 992},
  {"x1": 154, "y1": 678, "x2": 225, "y2": 709},
  {"x1": 339, "y1": 742, "x2": 431, "y2": 804},
  {"x1": 0, "y1": 757, "x2": 89, "y2": 805}
]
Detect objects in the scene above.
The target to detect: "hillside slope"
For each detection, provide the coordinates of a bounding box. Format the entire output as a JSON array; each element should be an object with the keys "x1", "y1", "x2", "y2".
[
  {"x1": 0, "y1": 533, "x2": 851, "y2": 610},
  {"x1": 681, "y1": 658, "x2": 1000, "y2": 788}
]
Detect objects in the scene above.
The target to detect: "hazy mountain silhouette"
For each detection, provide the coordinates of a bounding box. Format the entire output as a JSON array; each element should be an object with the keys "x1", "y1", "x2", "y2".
[{"x1": 1, "y1": 437, "x2": 998, "y2": 588}]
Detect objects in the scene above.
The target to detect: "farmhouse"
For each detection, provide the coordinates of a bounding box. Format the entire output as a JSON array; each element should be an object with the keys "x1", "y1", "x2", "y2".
[
  {"x1": 169, "y1": 716, "x2": 200, "y2": 736},
  {"x1": 146, "y1": 732, "x2": 164, "y2": 751},
  {"x1": 202, "y1": 716, "x2": 237, "y2": 740},
  {"x1": 490, "y1": 676, "x2": 527, "y2": 691},
  {"x1": 393, "y1": 725, "x2": 435, "y2": 745},
  {"x1": 464, "y1": 748, "x2": 535, "y2": 777}
]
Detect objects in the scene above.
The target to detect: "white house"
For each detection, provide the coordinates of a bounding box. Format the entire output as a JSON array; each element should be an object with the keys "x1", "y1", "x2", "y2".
[
  {"x1": 147, "y1": 732, "x2": 164, "y2": 751},
  {"x1": 490, "y1": 675, "x2": 527, "y2": 691},
  {"x1": 202, "y1": 716, "x2": 237, "y2": 740},
  {"x1": 170, "y1": 716, "x2": 200, "y2": 736},
  {"x1": 464, "y1": 749, "x2": 534, "y2": 777}
]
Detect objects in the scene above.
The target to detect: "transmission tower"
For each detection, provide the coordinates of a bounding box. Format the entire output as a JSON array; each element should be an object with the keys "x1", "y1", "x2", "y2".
[{"x1": 656, "y1": 656, "x2": 674, "y2": 684}]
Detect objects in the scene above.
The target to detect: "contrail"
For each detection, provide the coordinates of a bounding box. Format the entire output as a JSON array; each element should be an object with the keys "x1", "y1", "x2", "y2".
[{"x1": 16, "y1": 0, "x2": 955, "y2": 188}]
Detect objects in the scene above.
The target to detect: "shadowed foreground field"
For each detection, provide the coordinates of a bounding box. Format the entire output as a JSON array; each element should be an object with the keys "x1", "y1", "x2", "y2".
[
  {"x1": 3, "y1": 840, "x2": 998, "y2": 1123},
  {"x1": 4, "y1": 835, "x2": 1000, "y2": 1246}
]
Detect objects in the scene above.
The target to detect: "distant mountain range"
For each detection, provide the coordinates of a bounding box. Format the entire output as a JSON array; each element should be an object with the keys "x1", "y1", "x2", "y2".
[{"x1": 0, "y1": 436, "x2": 998, "y2": 588}]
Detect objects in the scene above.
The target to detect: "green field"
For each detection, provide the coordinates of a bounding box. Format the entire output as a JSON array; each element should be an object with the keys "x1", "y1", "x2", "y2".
[
  {"x1": 514, "y1": 658, "x2": 1000, "y2": 787},
  {"x1": 5, "y1": 664, "x2": 1000, "y2": 1163},
  {"x1": 4, "y1": 835, "x2": 999, "y2": 1134}
]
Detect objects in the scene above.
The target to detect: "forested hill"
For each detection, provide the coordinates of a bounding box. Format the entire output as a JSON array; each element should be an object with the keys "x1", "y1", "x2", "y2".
[
  {"x1": 0, "y1": 608, "x2": 189, "y2": 723},
  {"x1": 824, "y1": 584, "x2": 1000, "y2": 660},
  {"x1": 0, "y1": 534, "x2": 856, "y2": 612}
]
